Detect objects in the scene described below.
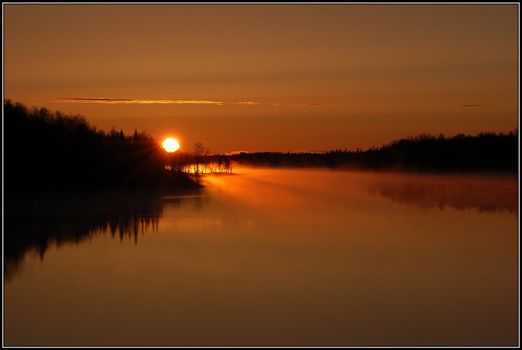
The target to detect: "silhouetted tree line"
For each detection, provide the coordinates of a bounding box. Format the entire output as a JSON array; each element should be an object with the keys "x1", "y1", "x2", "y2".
[
  {"x1": 228, "y1": 131, "x2": 518, "y2": 172},
  {"x1": 166, "y1": 143, "x2": 232, "y2": 175},
  {"x1": 4, "y1": 100, "x2": 199, "y2": 192},
  {"x1": 182, "y1": 152, "x2": 233, "y2": 174}
]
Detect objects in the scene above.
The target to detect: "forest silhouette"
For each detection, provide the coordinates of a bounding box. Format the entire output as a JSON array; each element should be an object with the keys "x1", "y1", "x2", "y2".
[
  {"x1": 229, "y1": 131, "x2": 518, "y2": 172},
  {"x1": 4, "y1": 100, "x2": 200, "y2": 192}
]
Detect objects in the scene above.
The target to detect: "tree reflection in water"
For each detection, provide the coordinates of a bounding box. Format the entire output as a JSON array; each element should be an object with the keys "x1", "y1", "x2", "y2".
[
  {"x1": 4, "y1": 190, "x2": 204, "y2": 281},
  {"x1": 367, "y1": 174, "x2": 517, "y2": 213}
]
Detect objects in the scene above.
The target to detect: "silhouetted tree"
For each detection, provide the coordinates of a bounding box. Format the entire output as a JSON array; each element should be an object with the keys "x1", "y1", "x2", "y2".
[{"x1": 193, "y1": 142, "x2": 209, "y2": 174}]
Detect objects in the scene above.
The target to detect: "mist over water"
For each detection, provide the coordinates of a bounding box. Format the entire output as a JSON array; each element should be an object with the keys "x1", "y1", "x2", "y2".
[{"x1": 4, "y1": 167, "x2": 518, "y2": 346}]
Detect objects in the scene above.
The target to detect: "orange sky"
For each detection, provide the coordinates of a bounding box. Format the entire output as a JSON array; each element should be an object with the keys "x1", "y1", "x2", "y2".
[{"x1": 4, "y1": 4, "x2": 518, "y2": 153}]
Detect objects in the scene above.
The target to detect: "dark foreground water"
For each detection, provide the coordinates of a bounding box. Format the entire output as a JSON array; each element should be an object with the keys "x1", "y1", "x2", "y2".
[{"x1": 4, "y1": 167, "x2": 518, "y2": 346}]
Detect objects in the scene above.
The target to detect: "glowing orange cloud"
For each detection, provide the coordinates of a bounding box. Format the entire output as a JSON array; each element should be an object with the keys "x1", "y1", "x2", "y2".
[
  {"x1": 55, "y1": 98, "x2": 224, "y2": 105},
  {"x1": 54, "y1": 97, "x2": 326, "y2": 107}
]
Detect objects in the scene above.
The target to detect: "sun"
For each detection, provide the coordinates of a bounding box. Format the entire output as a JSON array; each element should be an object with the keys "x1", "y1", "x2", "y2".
[{"x1": 162, "y1": 137, "x2": 180, "y2": 153}]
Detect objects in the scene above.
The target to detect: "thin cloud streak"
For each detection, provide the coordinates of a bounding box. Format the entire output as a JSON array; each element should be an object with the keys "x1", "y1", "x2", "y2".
[
  {"x1": 55, "y1": 98, "x2": 224, "y2": 105},
  {"x1": 54, "y1": 97, "x2": 325, "y2": 107},
  {"x1": 460, "y1": 104, "x2": 496, "y2": 108}
]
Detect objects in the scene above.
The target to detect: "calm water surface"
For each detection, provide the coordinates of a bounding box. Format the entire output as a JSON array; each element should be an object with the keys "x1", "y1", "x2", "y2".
[{"x1": 4, "y1": 167, "x2": 518, "y2": 346}]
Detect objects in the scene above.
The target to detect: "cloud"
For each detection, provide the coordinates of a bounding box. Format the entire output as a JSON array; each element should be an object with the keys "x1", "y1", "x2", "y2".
[
  {"x1": 460, "y1": 104, "x2": 496, "y2": 108},
  {"x1": 55, "y1": 97, "x2": 223, "y2": 105},
  {"x1": 54, "y1": 97, "x2": 326, "y2": 108},
  {"x1": 267, "y1": 102, "x2": 324, "y2": 107},
  {"x1": 234, "y1": 101, "x2": 262, "y2": 106}
]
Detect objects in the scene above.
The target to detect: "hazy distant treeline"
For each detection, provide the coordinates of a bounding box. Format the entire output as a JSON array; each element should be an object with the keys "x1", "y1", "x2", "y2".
[
  {"x1": 229, "y1": 131, "x2": 518, "y2": 172},
  {"x1": 4, "y1": 100, "x2": 199, "y2": 191}
]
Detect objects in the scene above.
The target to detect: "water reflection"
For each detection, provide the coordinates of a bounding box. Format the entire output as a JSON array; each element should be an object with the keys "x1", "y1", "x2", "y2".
[
  {"x1": 4, "y1": 169, "x2": 518, "y2": 346},
  {"x1": 367, "y1": 174, "x2": 517, "y2": 213},
  {"x1": 4, "y1": 190, "x2": 203, "y2": 281}
]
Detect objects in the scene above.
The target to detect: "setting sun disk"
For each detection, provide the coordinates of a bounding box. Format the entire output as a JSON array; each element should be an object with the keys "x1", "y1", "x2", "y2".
[{"x1": 162, "y1": 137, "x2": 180, "y2": 153}]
